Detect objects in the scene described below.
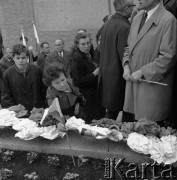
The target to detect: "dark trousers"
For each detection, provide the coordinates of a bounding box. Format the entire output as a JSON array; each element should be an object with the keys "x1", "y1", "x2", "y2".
[
  {"x1": 122, "y1": 111, "x2": 135, "y2": 122},
  {"x1": 105, "y1": 110, "x2": 119, "y2": 120},
  {"x1": 105, "y1": 110, "x2": 135, "y2": 122}
]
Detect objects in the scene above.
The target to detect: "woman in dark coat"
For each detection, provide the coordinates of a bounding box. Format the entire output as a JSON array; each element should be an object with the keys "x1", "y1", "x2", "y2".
[{"x1": 70, "y1": 33, "x2": 105, "y2": 123}]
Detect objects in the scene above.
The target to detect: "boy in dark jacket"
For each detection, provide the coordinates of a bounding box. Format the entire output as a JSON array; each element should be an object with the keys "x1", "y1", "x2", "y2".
[
  {"x1": 43, "y1": 63, "x2": 85, "y2": 118},
  {"x1": 1, "y1": 44, "x2": 46, "y2": 111}
]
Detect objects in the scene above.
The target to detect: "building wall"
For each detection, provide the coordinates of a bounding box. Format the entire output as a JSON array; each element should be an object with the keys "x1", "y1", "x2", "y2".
[{"x1": 0, "y1": 0, "x2": 138, "y2": 51}]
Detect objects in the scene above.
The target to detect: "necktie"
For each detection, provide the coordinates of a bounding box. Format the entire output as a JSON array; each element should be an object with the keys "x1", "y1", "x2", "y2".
[{"x1": 138, "y1": 12, "x2": 148, "y2": 33}]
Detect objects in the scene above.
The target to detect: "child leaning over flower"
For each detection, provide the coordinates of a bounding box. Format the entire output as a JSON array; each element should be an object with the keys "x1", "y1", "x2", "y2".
[{"x1": 43, "y1": 63, "x2": 86, "y2": 118}]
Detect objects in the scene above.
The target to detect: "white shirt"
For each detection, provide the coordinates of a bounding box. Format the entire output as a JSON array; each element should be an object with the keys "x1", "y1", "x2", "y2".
[
  {"x1": 58, "y1": 51, "x2": 63, "y2": 58},
  {"x1": 146, "y1": 3, "x2": 160, "y2": 22}
]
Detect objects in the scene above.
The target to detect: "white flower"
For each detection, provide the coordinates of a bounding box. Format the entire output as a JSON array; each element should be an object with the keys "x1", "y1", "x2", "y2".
[
  {"x1": 127, "y1": 132, "x2": 150, "y2": 154},
  {"x1": 148, "y1": 137, "x2": 165, "y2": 164},
  {"x1": 127, "y1": 133, "x2": 177, "y2": 164},
  {"x1": 65, "y1": 116, "x2": 85, "y2": 131},
  {"x1": 148, "y1": 136, "x2": 177, "y2": 164},
  {"x1": 160, "y1": 136, "x2": 177, "y2": 164}
]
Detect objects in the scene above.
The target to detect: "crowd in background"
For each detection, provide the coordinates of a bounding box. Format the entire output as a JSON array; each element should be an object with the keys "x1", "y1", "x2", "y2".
[{"x1": 0, "y1": 0, "x2": 177, "y2": 127}]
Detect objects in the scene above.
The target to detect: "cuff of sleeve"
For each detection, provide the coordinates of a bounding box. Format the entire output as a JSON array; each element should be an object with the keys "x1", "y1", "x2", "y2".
[
  {"x1": 123, "y1": 61, "x2": 129, "y2": 67},
  {"x1": 141, "y1": 66, "x2": 163, "y2": 82}
]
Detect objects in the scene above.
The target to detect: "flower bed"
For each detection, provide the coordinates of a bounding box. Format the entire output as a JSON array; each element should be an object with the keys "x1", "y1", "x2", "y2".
[{"x1": 0, "y1": 149, "x2": 106, "y2": 180}]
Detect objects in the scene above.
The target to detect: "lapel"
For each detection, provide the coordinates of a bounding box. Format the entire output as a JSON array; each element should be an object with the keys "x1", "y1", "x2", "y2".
[
  {"x1": 112, "y1": 12, "x2": 130, "y2": 24},
  {"x1": 3, "y1": 57, "x2": 14, "y2": 66},
  {"x1": 53, "y1": 50, "x2": 63, "y2": 63},
  {"x1": 63, "y1": 50, "x2": 66, "y2": 63},
  {"x1": 41, "y1": 51, "x2": 46, "y2": 58},
  {"x1": 130, "y1": 4, "x2": 165, "y2": 53}
]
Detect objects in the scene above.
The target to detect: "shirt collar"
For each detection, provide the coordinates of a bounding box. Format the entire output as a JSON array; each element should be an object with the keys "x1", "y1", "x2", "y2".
[
  {"x1": 4, "y1": 57, "x2": 11, "y2": 62},
  {"x1": 146, "y1": 3, "x2": 160, "y2": 21},
  {"x1": 58, "y1": 51, "x2": 63, "y2": 57}
]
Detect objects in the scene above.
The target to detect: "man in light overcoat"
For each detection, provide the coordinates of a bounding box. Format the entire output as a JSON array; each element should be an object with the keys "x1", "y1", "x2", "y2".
[{"x1": 123, "y1": 0, "x2": 177, "y2": 122}]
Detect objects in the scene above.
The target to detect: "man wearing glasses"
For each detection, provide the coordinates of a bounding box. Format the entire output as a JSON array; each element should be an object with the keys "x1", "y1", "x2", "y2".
[
  {"x1": 123, "y1": 0, "x2": 177, "y2": 123},
  {"x1": 98, "y1": 0, "x2": 135, "y2": 120}
]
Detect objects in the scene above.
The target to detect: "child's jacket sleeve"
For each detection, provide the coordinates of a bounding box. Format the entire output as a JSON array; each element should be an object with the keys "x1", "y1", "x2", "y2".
[{"x1": 46, "y1": 87, "x2": 55, "y2": 107}]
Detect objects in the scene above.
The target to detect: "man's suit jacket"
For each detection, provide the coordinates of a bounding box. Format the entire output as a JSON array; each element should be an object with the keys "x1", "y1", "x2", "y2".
[
  {"x1": 0, "y1": 57, "x2": 14, "y2": 101},
  {"x1": 37, "y1": 51, "x2": 47, "y2": 71},
  {"x1": 45, "y1": 50, "x2": 71, "y2": 76},
  {"x1": 0, "y1": 57, "x2": 14, "y2": 77},
  {"x1": 123, "y1": 4, "x2": 177, "y2": 122}
]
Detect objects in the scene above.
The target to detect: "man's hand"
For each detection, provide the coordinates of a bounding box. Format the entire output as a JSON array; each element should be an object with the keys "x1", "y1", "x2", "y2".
[
  {"x1": 123, "y1": 64, "x2": 131, "y2": 80},
  {"x1": 74, "y1": 103, "x2": 80, "y2": 115},
  {"x1": 93, "y1": 67, "x2": 99, "y2": 76},
  {"x1": 130, "y1": 69, "x2": 143, "y2": 82}
]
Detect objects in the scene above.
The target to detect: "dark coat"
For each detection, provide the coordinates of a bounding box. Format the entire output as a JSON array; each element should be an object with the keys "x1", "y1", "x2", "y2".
[
  {"x1": 45, "y1": 50, "x2": 71, "y2": 77},
  {"x1": 163, "y1": 0, "x2": 177, "y2": 125},
  {"x1": 0, "y1": 57, "x2": 14, "y2": 75},
  {"x1": 1, "y1": 64, "x2": 46, "y2": 111},
  {"x1": 37, "y1": 51, "x2": 47, "y2": 71},
  {"x1": 0, "y1": 57, "x2": 14, "y2": 101},
  {"x1": 70, "y1": 47, "x2": 104, "y2": 122},
  {"x1": 0, "y1": 29, "x2": 3, "y2": 59},
  {"x1": 70, "y1": 48, "x2": 97, "y2": 91},
  {"x1": 94, "y1": 46, "x2": 100, "y2": 65},
  {"x1": 46, "y1": 80, "x2": 84, "y2": 116},
  {"x1": 98, "y1": 13, "x2": 130, "y2": 111}
]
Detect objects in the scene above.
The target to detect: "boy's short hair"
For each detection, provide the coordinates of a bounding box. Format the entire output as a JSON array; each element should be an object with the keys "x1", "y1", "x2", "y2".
[
  {"x1": 12, "y1": 44, "x2": 29, "y2": 57},
  {"x1": 43, "y1": 63, "x2": 66, "y2": 87}
]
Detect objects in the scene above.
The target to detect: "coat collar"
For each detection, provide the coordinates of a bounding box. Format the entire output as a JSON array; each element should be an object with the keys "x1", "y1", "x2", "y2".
[
  {"x1": 112, "y1": 12, "x2": 130, "y2": 24},
  {"x1": 129, "y1": 3, "x2": 165, "y2": 53},
  {"x1": 50, "y1": 80, "x2": 79, "y2": 104},
  {"x1": 53, "y1": 50, "x2": 65, "y2": 57},
  {"x1": 53, "y1": 50, "x2": 65, "y2": 63},
  {"x1": 41, "y1": 51, "x2": 47, "y2": 56},
  {"x1": 1, "y1": 56, "x2": 14, "y2": 66},
  {"x1": 14, "y1": 63, "x2": 30, "y2": 76}
]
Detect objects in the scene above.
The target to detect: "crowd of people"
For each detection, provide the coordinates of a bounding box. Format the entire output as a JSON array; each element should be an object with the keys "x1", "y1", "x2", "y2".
[{"x1": 0, "y1": 0, "x2": 177, "y2": 127}]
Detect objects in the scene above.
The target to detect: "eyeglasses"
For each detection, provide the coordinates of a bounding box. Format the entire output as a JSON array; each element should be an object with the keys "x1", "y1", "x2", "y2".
[{"x1": 79, "y1": 42, "x2": 91, "y2": 47}]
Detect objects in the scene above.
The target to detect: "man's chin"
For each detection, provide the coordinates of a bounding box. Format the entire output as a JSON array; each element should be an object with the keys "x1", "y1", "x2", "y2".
[{"x1": 17, "y1": 65, "x2": 25, "y2": 69}]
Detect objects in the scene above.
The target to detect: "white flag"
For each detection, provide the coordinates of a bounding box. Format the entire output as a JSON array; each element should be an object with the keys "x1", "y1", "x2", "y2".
[
  {"x1": 21, "y1": 26, "x2": 26, "y2": 46},
  {"x1": 33, "y1": 23, "x2": 40, "y2": 44}
]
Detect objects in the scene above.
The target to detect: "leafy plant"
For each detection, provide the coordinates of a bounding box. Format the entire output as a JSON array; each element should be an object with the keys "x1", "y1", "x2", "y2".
[
  {"x1": 27, "y1": 152, "x2": 39, "y2": 164},
  {"x1": 1, "y1": 150, "x2": 14, "y2": 162},
  {"x1": 63, "y1": 172, "x2": 79, "y2": 180},
  {"x1": 47, "y1": 155, "x2": 60, "y2": 167},
  {"x1": 0, "y1": 168, "x2": 13, "y2": 180},
  {"x1": 24, "y1": 172, "x2": 40, "y2": 180},
  {"x1": 77, "y1": 155, "x2": 88, "y2": 167}
]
